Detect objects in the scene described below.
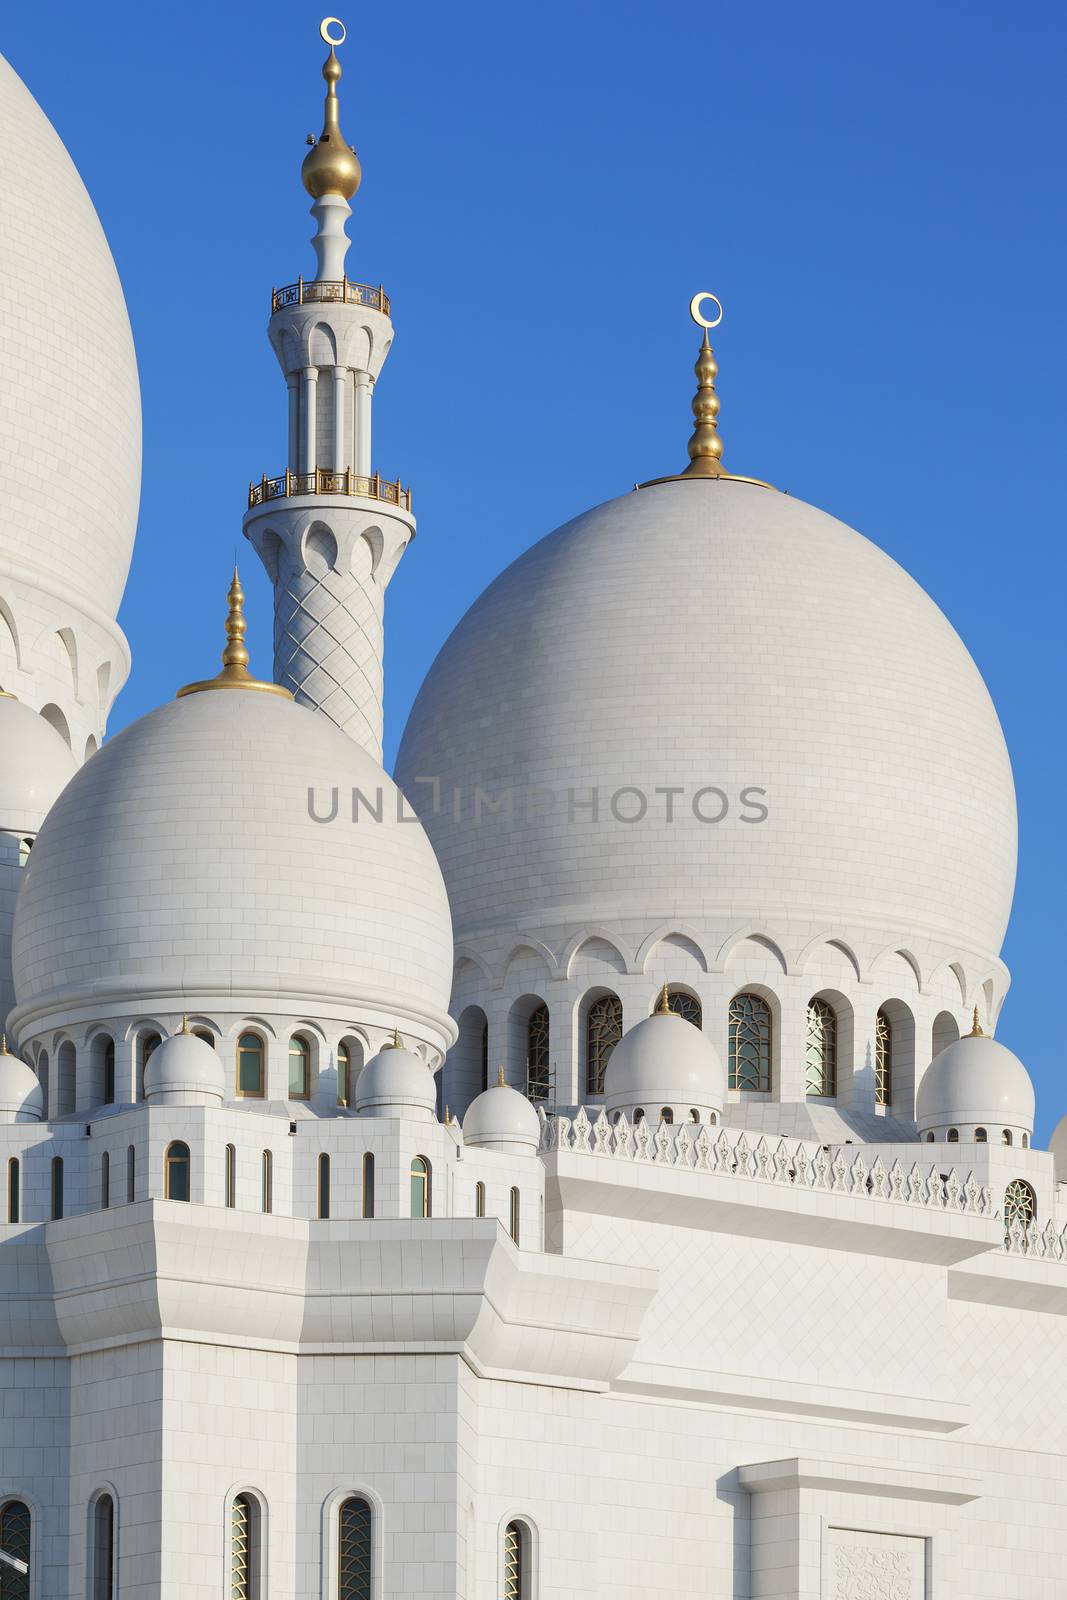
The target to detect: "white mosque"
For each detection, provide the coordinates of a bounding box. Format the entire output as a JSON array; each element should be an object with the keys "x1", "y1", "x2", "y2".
[{"x1": 0, "y1": 18, "x2": 1065, "y2": 1600}]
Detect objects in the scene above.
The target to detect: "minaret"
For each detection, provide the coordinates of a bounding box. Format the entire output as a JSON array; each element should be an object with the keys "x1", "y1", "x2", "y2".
[{"x1": 243, "y1": 17, "x2": 414, "y2": 758}]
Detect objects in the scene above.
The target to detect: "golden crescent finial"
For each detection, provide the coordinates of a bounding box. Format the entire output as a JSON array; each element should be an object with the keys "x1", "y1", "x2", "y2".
[
  {"x1": 320, "y1": 16, "x2": 346, "y2": 45},
  {"x1": 689, "y1": 291, "x2": 724, "y2": 330}
]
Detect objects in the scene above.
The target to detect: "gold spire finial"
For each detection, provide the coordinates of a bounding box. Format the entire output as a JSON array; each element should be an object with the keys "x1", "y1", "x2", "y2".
[
  {"x1": 656, "y1": 982, "x2": 671, "y2": 1016},
  {"x1": 301, "y1": 19, "x2": 362, "y2": 201},
  {"x1": 394, "y1": 1027, "x2": 403, "y2": 1049},
  {"x1": 177, "y1": 569, "x2": 293, "y2": 699},
  {"x1": 967, "y1": 1006, "x2": 985, "y2": 1038},
  {"x1": 0, "y1": 1034, "x2": 8, "y2": 1056},
  {"x1": 444, "y1": 1104, "x2": 452, "y2": 1125},
  {"x1": 497, "y1": 1064, "x2": 506, "y2": 1087},
  {"x1": 179, "y1": 1014, "x2": 190, "y2": 1035}
]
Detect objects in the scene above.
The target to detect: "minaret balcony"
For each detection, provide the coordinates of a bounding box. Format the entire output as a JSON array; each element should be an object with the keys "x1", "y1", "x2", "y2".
[
  {"x1": 271, "y1": 277, "x2": 390, "y2": 315},
  {"x1": 247, "y1": 468, "x2": 411, "y2": 512}
]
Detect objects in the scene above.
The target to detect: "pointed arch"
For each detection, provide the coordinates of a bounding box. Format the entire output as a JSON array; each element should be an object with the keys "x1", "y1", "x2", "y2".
[
  {"x1": 713, "y1": 927, "x2": 789, "y2": 974},
  {"x1": 637, "y1": 926, "x2": 709, "y2": 974},
  {"x1": 796, "y1": 933, "x2": 862, "y2": 982},
  {"x1": 562, "y1": 929, "x2": 631, "y2": 977}
]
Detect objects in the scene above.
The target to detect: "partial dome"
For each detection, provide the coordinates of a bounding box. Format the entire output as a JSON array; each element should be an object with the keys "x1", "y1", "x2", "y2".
[
  {"x1": 397, "y1": 479, "x2": 1016, "y2": 963},
  {"x1": 11, "y1": 688, "x2": 454, "y2": 1043},
  {"x1": 0, "y1": 697, "x2": 77, "y2": 833},
  {"x1": 355, "y1": 1038, "x2": 437, "y2": 1120},
  {"x1": 0, "y1": 54, "x2": 140, "y2": 620},
  {"x1": 603, "y1": 1009, "x2": 725, "y2": 1122},
  {"x1": 916, "y1": 1032, "x2": 1035, "y2": 1140},
  {"x1": 1049, "y1": 1115, "x2": 1067, "y2": 1184},
  {"x1": 144, "y1": 1029, "x2": 224, "y2": 1106},
  {"x1": 0, "y1": 1041, "x2": 43, "y2": 1122},
  {"x1": 463, "y1": 1076, "x2": 541, "y2": 1152}
]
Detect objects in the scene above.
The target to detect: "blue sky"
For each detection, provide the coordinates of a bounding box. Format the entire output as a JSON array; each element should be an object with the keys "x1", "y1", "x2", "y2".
[{"x1": 6, "y1": 1, "x2": 1065, "y2": 1132}]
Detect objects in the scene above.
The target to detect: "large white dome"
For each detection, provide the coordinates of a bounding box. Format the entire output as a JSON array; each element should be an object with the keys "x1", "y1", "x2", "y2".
[
  {"x1": 11, "y1": 687, "x2": 454, "y2": 1036},
  {"x1": 397, "y1": 478, "x2": 1016, "y2": 961},
  {"x1": 0, "y1": 54, "x2": 140, "y2": 621}
]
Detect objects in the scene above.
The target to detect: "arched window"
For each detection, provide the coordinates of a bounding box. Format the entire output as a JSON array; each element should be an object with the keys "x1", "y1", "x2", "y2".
[
  {"x1": 1002, "y1": 1129, "x2": 1013, "y2": 1146},
  {"x1": 662, "y1": 988, "x2": 702, "y2": 1028},
  {"x1": 337, "y1": 1042, "x2": 351, "y2": 1107},
  {"x1": 101, "y1": 1151, "x2": 110, "y2": 1210},
  {"x1": 689, "y1": 1108, "x2": 700, "y2": 1122},
  {"x1": 975, "y1": 1128, "x2": 988, "y2": 1143},
  {"x1": 361, "y1": 1153, "x2": 375, "y2": 1219},
  {"x1": 728, "y1": 993, "x2": 772, "y2": 1092},
  {"x1": 18, "y1": 836, "x2": 32, "y2": 867},
  {"x1": 225, "y1": 1145, "x2": 237, "y2": 1209},
  {"x1": 338, "y1": 1495, "x2": 372, "y2": 1600},
  {"x1": 874, "y1": 1008, "x2": 891, "y2": 1107},
  {"x1": 1023, "y1": 1133, "x2": 1030, "y2": 1148},
  {"x1": 318, "y1": 1153, "x2": 331, "y2": 1219},
  {"x1": 633, "y1": 1108, "x2": 645, "y2": 1123},
  {"x1": 805, "y1": 999, "x2": 837, "y2": 1097},
  {"x1": 924, "y1": 1132, "x2": 935, "y2": 1143},
  {"x1": 659, "y1": 1108, "x2": 673, "y2": 1124},
  {"x1": 1004, "y1": 1178, "x2": 1037, "y2": 1233},
  {"x1": 51, "y1": 1156, "x2": 64, "y2": 1220},
  {"x1": 475, "y1": 1181, "x2": 486, "y2": 1218},
  {"x1": 237, "y1": 1034, "x2": 265, "y2": 1099},
  {"x1": 164, "y1": 1142, "x2": 190, "y2": 1202},
  {"x1": 7, "y1": 1159, "x2": 19, "y2": 1225},
  {"x1": 126, "y1": 1145, "x2": 136, "y2": 1204},
  {"x1": 261, "y1": 1150, "x2": 273, "y2": 1215},
  {"x1": 102, "y1": 1039, "x2": 115, "y2": 1107},
  {"x1": 947, "y1": 1128, "x2": 959, "y2": 1143},
  {"x1": 90, "y1": 1492, "x2": 115, "y2": 1600},
  {"x1": 509, "y1": 1186, "x2": 520, "y2": 1244},
  {"x1": 288, "y1": 1036, "x2": 311, "y2": 1100},
  {"x1": 503, "y1": 1520, "x2": 532, "y2": 1600},
  {"x1": 526, "y1": 1004, "x2": 550, "y2": 1102},
  {"x1": 585, "y1": 994, "x2": 623, "y2": 1095},
  {"x1": 137, "y1": 1033, "x2": 161, "y2": 1101},
  {"x1": 410, "y1": 1156, "x2": 431, "y2": 1219},
  {"x1": 0, "y1": 1498, "x2": 31, "y2": 1595},
  {"x1": 229, "y1": 1494, "x2": 261, "y2": 1600}
]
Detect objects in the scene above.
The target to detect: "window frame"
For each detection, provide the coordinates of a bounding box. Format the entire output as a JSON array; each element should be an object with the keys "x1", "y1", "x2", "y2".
[
  {"x1": 804, "y1": 997, "x2": 837, "y2": 1098},
  {"x1": 288, "y1": 1035, "x2": 311, "y2": 1102},
  {"x1": 728, "y1": 992, "x2": 772, "y2": 1093},
  {"x1": 87, "y1": 1488, "x2": 117, "y2": 1600},
  {"x1": 584, "y1": 993, "x2": 623, "y2": 1096},
  {"x1": 410, "y1": 1156, "x2": 431, "y2": 1219},
  {"x1": 164, "y1": 1141, "x2": 191, "y2": 1203},
  {"x1": 236, "y1": 1033, "x2": 266, "y2": 1100}
]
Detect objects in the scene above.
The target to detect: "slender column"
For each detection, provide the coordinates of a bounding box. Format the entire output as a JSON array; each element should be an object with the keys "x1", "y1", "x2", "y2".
[
  {"x1": 332, "y1": 370, "x2": 346, "y2": 471},
  {"x1": 354, "y1": 372, "x2": 372, "y2": 476},
  {"x1": 286, "y1": 374, "x2": 300, "y2": 470},
  {"x1": 301, "y1": 367, "x2": 318, "y2": 472}
]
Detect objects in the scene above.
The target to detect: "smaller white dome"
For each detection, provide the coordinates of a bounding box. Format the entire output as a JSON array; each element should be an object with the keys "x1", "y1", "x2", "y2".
[
  {"x1": 0, "y1": 1044, "x2": 43, "y2": 1122},
  {"x1": 0, "y1": 698, "x2": 77, "y2": 834},
  {"x1": 604, "y1": 1011, "x2": 725, "y2": 1120},
  {"x1": 355, "y1": 1039, "x2": 437, "y2": 1120},
  {"x1": 916, "y1": 1033, "x2": 1035, "y2": 1136},
  {"x1": 463, "y1": 1076, "x2": 541, "y2": 1152},
  {"x1": 144, "y1": 1030, "x2": 224, "y2": 1106},
  {"x1": 1049, "y1": 1115, "x2": 1067, "y2": 1184}
]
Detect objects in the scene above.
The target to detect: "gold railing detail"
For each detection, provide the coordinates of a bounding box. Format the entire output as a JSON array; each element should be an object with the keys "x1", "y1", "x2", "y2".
[
  {"x1": 247, "y1": 469, "x2": 411, "y2": 512},
  {"x1": 271, "y1": 278, "x2": 390, "y2": 315}
]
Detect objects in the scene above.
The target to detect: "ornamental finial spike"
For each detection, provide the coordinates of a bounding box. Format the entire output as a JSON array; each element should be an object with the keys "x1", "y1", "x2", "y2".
[
  {"x1": 682, "y1": 292, "x2": 727, "y2": 478},
  {"x1": 177, "y1": 570, "x2": 293, "y2": 699},
  {"x1": 301, "y1": 19, "x2": 362, "y2": 201},
  {"x1": 656, "y1": 983, "x2": 671, "y2": 1016},
  {"x1": 497, "y1": 1065, "x2": 506, "y2": 1087},
  {"x1": 0, "y1": 1034, "x2": 7, "y2": 1056},
  {"x1": 968, "y1": 1005, "x2": 985, "y2": 1038}
]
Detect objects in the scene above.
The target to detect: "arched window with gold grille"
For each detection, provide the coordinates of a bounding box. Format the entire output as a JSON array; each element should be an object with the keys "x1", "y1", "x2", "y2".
[
  {"x1": 662, "y1": 988, "x2": 702, "y2": 1028},
  {"x1": 805, "y1": 998, "x2": 837, "y2": 1097},
  {"x1": 585, "y1": 994, "x2": 622, "y2": 1095},
  {"x1": 503, "y1": 1520, "x2": 531, "y2": 1600},
  {"x1": 874, "y1": 1008, "x2": 891, "y2": 1106},
  {"x1": 338, "y1": 1495, "x2": 372, "y2": 1600},
  {"x1": 526, "y1": 1005, "x2": 550, "y2": 1102},
  {"x1": 229, "y1": 1493, "x2": 261, "y2": 1600},
  {"x1": 0, "y1": 1498, "x2": 30, "y2": 1599},
  {"x1": 728, "y1": 993, "x2": 771, "y2": 1091},
  {"x1": 1004, "y1": 1177, "x2": 1036, "y2": 1237}
]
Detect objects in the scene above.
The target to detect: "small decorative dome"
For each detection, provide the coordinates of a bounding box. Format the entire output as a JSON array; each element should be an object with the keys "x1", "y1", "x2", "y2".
[
  {"x1": 143, "y1": 1026, "x2": 224, "y2": 1107},
  {"x1": 355, "y1": 1033, "x2": 437, "y2": 1120},
  {"x1": 0, "y1": 697, "x2": 77, "y2": 833},
  {"x1": 604, "y1": 998, "x2": 725, "y2": 1122},
  {"x1": 1049, "y1": 1115, "x2": 1067, "y2": 1184},
  {"x1": 916, "y1": 1014, "x2": 1035, "y2": 1139},
  {"x1": 0, "y1": 1036, "x2": 43, "y2": 1123},
  {"x1": 462, "y1": 1069, "x2": 541, "y2": 1152}
]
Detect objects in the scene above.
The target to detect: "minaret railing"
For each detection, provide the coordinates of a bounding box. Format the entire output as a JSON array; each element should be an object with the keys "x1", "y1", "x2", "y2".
[
  {"x1": 271, "y1": 277, "x2": 390, "y2": 315},
  {"x1": 248, "y1": 468, "x2": 411, "y2": 511}
]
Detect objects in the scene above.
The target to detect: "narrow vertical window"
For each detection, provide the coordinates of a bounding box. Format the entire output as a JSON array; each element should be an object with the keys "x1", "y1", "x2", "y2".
[
  {"x1": 1002, "y1": 1129, "x2": 1014, "y2": 1146},
  {"x1": 91, "y1": 1492, "x2": 115, "y2": 1600},
  {"x1": 7, "y1": 1159, "x2": 19, "y2": 1225},
  {"x1": 51, "y1": 1156, "x2": 64, "y2": 1220},
  {"x1": 225, "y1": 1145, "x2": 237, "y2": 1209},
  {"x1": 288, "y1": 1036, "x2": 311, "y2": 1100},
  {"x1": 0, "y1": 1498, "x2": 31, "y2": 1597},
  {"x1": 585, "y1": 994, "x2": 623, "y2": 1095},
  {"x1": 361, "y1": 1152, "x2": 375, "y2": 1219},
  {"x1": 230, "y1": 1494, "x2": 260, "y2": 1600},
  {"x1": 337, "y1": 1042, "x2": 351, "y2": 1107},
  {"x1": 526, "y1": 1004, "x2": 550, "y2": 1102},
  {"x1": 503, "y1": 1521, "x2": 527, "y2": 1600},
  {"x1": 338, "y1": 1496, "x2": 372, "y2": 1600},
  {"x1": 126, "y1": 1145, "x2": 136, "y2": 1204},
  {"x1": 805, "y1": 998, "x2": 837, "y2": 1097},
  {"x1": 728, "y1": 993, "x2": 772, "y2": 1092},
  {"x1": 947, "y1": 1128, "x2": 959, "y2": 1143},
  {"x1": 164, "y1": 1142, "x2": 190, "y2": 1202},
  {"x1": 874, "y1": 1008, "x2": 892, "y2": 1107},
  {"x1": 318, "y1": 1153, "x2": 331, "y2": 1219},
  {"x1": 101, "y1": 1151, "x2": 110, "y2": 1210},
  {"x1": 261, "y1": 1150, "x2": 273, "y2": 1214},
  {"x1": 410, "y1": 1156, "x2": 430, "y2": 1219},
  {"x1": 475, "y1": 1181, "x2": 485, "y2": 1218},
  {"x1": 509, "y1": 1186, "x2": 520, "y2": 1245},
  {"x1": 975, "y1": 1127, "x2": 988, "y2": 1143},
  {"x1": 102, "y1": 1039, "x2": 115, "y2": 1106},
  {"x1": 237, "y1": 1034, "x2": 265, "y2": 1099}
]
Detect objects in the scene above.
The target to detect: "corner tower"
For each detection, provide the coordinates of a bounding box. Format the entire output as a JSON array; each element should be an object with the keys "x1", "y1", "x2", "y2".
[{"x1": 242, "y1": 18, "x2": 414, "y2": 758}]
